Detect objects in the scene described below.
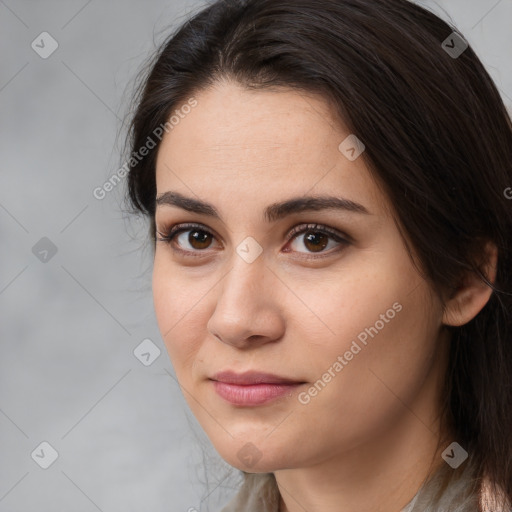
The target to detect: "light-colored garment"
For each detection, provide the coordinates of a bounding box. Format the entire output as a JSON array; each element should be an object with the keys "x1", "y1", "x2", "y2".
[
  {"x1": 218, "y1": 472, "x2": 418, "y2": 511},
  {"x1": 219, "y1": 458, "x2": 510, "y2": 512},
  {"x1": 220, "y1": 473, "x2": 279, "y2": 512}
]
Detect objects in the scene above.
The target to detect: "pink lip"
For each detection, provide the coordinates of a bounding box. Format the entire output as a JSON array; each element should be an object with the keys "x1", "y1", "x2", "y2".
[{"x1": 210, "y1": 371, "x2": 305, "y2": 406}]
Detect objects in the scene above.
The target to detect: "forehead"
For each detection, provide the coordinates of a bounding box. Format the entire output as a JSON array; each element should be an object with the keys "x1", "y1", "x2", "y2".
[{"x1": 155, "y1": 80, "x2": 388, "y2": 217}]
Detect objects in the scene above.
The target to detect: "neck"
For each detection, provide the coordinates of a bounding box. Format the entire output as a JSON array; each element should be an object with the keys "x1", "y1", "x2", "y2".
[{"x1": 277, "y1": 417, "x2": 447, "y2": 512}]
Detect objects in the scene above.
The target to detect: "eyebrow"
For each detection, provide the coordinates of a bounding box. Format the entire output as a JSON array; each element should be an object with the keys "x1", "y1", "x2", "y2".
[{"x1": 155, "y1": 190, "x2": 371, "y2": 222}]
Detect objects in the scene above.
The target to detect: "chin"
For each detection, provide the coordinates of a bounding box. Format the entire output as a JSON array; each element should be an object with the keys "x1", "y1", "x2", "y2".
[{"x1": 211, "y1": 436, "x2": 297, "y2": 473}]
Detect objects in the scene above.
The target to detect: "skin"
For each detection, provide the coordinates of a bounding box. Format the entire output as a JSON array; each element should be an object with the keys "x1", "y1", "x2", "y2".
[{"x1": 152, "y1": 79, "x2": 497, "y2": 512}]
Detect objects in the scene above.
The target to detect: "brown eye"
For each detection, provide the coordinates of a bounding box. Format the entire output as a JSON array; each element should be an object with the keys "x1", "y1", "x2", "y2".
[
  {"x1": 303, "y1": 231, "x2": 329, "y2": 252},
  {"x1": 287, "y1": 224, "x2": 348, "y2": 256},
  {"x1": 155, "y1": 223, "x2": 219, "y2": 254},
  {"x1": 187, "y1": 229, "x2": 213, "y2": 250}
]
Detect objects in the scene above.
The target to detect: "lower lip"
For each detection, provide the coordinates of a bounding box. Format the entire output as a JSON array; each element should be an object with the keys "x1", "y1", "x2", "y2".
[{"x1": 211, "y1": 381, "x2": 303, "y2": 406}]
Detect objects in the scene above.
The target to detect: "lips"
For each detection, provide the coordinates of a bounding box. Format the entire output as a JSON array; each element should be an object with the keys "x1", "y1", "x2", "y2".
[
  {"x1": 210, "y1": 370, "x2": 306, "y2": 406},
  {"x1": 210, "y1": 370, "x2": 303, "y2": 385}
]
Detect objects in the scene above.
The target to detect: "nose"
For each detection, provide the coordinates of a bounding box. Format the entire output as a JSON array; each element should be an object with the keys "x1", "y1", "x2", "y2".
[{"x1": 207, "y1": 252, "x2": 285, "y2": 349}]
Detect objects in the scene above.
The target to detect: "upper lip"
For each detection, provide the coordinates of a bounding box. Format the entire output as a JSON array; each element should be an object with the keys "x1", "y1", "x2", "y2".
[{"x1": 210, "y1": 370, "x2": 304, "y2": 385}]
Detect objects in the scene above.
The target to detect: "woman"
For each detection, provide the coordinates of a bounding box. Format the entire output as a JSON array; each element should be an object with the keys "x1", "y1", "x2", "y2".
[{"x1": 123, "y1": 0, "x2": 512, "y2": 510}]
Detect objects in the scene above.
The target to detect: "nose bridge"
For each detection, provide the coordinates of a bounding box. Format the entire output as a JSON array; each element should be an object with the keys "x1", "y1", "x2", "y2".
[
  {"x1": 207, "y1": 247, "x2": 283, "y2": 346},
  {"x1": 219, "y1": 248, "x2": 269, "y2": 310}
]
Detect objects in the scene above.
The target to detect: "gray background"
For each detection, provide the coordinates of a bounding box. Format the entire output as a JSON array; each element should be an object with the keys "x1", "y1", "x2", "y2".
[{"x1": 0, "y1": 1, "x2": 510, "y2": 511}]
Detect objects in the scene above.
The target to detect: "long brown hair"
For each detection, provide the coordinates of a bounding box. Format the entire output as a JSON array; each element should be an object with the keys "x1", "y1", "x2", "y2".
[{"x1": 124, "y1": 0, "x2": 512, "y2": 508}]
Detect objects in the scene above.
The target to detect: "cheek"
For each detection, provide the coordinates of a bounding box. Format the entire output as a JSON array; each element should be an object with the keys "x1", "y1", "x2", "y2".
[
  {"x1": 295, "y1": 256, "x2": 442, "y2": 403},
  {"x1": 302, "y1": 278, "x2": 441, "y2": 433},
  {"x1": 152, "y1": 255, "x2": 207, "y2": 376}
]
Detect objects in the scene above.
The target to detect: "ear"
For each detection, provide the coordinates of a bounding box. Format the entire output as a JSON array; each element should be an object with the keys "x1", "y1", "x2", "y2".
[{"x1": 442, "y1": 241, "x2": 498, "y2": 327}]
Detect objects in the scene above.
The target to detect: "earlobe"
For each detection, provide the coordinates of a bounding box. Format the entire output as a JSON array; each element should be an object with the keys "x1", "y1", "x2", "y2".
[{"x1": 442, "y1": 241, "x2": 498, "y2": 327}]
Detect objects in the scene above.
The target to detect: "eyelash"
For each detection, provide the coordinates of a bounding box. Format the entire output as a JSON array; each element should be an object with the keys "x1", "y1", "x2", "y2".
[{"x1": 155, "y1": 222, "x2": 350, "y2": 260}]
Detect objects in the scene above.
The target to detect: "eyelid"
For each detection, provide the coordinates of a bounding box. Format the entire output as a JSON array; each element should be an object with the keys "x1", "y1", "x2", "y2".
[
  {"x1": 156, "y1": 222, "x2": 218, "y2": 242},
  {"x1": 286, "y1": 222, "x2": 352, "y2": 245}
]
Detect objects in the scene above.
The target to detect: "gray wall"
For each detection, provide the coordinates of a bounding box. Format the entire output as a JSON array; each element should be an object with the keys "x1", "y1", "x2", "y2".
[{"x1": 1, "y1": 1, "x2": 510, "y2": 511}]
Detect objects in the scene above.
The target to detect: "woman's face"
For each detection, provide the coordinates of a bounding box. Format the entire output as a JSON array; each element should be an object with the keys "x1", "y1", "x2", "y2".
[{"x1": 153, "y1": 80, "x2": 448, "y2": 472}]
